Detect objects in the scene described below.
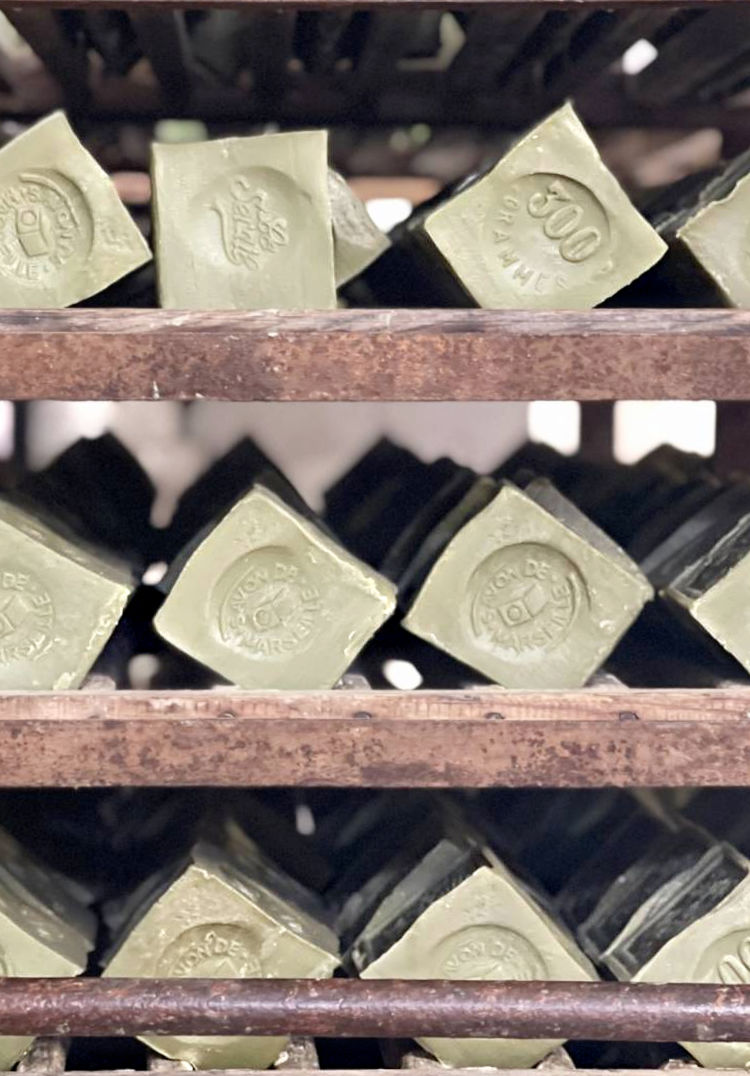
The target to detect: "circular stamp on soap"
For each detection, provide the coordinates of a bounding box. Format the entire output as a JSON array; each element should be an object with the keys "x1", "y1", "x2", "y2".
[
  {"x1": 466, "y1": 542, "x2": 584, "y2": 660},
  {"x1": 212, "y1": 545, "x2": 323, "y2": 661},
  {"x1": 482, "y1": 172, "x2": 612, "y2": 300},
  {"x1": 157, "y1": 923, "x2": 263, "y2": 978},
  {"x1": 0, "y1": 170, "x2": 93, "y2": 284},
  {"x1": 0, "y1": 566, "x2": 54, "y2": 665},
  {"x1": 694, "y1": 929, "x2": 750, "y2": 984},
  {"x1": 199, "y1": 167, "x2": 309, "y2": 273},
  {"x1": 434, "y1": 925, "x2": 546, "y2": 981}
]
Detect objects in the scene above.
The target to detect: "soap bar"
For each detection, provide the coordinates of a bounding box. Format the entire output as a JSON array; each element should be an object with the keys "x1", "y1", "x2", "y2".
[
  {"x1": 657, "y1": 491, "x2": 750, "y2": 673},
  {"x1": 403, "y1": 480, "x2": 652, "y2": 689},
  {"x1": 328, "y1": 169, "x2": 390, "y2": 287},
  {"x1": 414, "y1": 102, "x2": 666, "y2": 309},
  {"x1": 0, "y1": 823, "x2": 96, "y2": 942},
  {"x1": 676, "y1": 165, "x2": 750, "y2": 306},
  {"x1": 103, "y1": 839, "x2": 339, "y2": 1070},
  {"x1": 324, "y1": 439, "x2": 456, "y2": 569},
  {"x1": 0, "y1": 841, "x2": 94, "y2": 1070},
  {"x1": 161, "y1": 437, "x2": 305, "y2": 563},
  {"x1": 0, "y1": 497, "x2": 133, "y2": 689},
  {"x1": 0, "y1": 111, "x2": 151, "y2": 308},
  {"x1": 355, "y1": 837, "x2": 596, "y2": 1068},
  {"x1": 155, "y1": 484, "x2": 396, "y2": 689},
  {"x1": 20, "y1": 434, "x2": 156, "y2": 571},
  {"x1": 580, "y1": 821, "x2": 713, "y2": 963},
  {"x1": 555, "y1": 801, "x2": 673, "y2": 941},
  {"x1": 152, "y1": 130, "x2": 336, "y2": 309},
  {"x1": 604, "y1": 840, "x2": 750, "y2": 1069}
]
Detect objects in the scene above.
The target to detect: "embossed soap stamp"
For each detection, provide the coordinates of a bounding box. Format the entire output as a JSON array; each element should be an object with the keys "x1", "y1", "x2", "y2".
[
  {"x1": 0, "y1": 566, "x2": 54, "y2": 665},
  {"x1": 0, "y1": 170, "x2": 92, "y2": 282},
  {"x1": 467, "y1": 542, "x2": 583, "y2": 658},
  {"x1": 213, "y1": 546, "x2": 323, "y2": 660},
  {"x1": 483, "y1": 173, "x2": 613, "y2": 297},
  {"x1": 695, "y1": 929, "x2": 750, "y2": 985},
  {"x1": 210, "y1": 173, "x2": 289, "y2": 272},
  {"x1": 435, "y1": 925, "x2": 547, "y2": 981},
  {"x1": 158, "y1": 923, "x2": 262, "y2": 978}
]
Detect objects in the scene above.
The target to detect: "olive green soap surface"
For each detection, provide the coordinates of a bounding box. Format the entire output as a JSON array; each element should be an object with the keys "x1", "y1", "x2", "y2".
[
  {"x1": 0, "y1": 111, "x2": 151, "y2": 308},
  {"x1": 103, "y1": 851, "x2": 339, "y2": 1069},
  {"x1": 421, "y1": 102, "x2": 666, "y2": 309},
  {"x1": 154, "y1": 485, "x2": 396, "y2": 689},
  {"x1": 361, "y1": 863, "x2": 596, "y2": 1069},
  {"x1": 665, "y1": 516, "x2": 750, "y2": 675},
  {"x1": 0, "y1": 872, "x2": 91, "y2": 1070},
  {"x1": 0, "y1": 498, "x2": 132, "y2": 689},
  {"x1": 677, "y1": 172, "x2": 750, "y2": 307},
  {"x1": 632, "y1": 868, "x2": 750, "y2": 1068},
  {"x1": 328, "y1": 169, "x2": 390, "y2": 288},
  {"x1": 152, "y1": 130, "x2": 336, "y2": 309},
  {"x1": 403, "y1": 483, "x2": 653, "y2": 689}
]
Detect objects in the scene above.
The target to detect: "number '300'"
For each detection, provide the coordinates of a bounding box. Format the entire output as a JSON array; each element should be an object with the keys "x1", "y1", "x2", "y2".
[{"x1": 527, "y1": 179, "x2": 602, "y2": 263}]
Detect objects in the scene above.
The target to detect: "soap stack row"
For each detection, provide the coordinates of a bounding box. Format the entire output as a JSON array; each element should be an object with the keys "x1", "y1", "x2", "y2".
[
  {"x1": 1, "y1": 785, "x2": 749, "y2": 1071},
  {"x1": 4, "y1": 431, "x2": 750, "y2": 691},
  {"x1": 4, "y1": 101, "x2": 750, "y2": 311}
]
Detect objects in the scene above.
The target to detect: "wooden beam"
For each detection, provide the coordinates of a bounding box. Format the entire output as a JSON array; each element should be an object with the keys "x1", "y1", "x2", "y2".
[
  {"x1": 0, "y1": 309, "x2": 749, "y2": 402},
  {"x1": 0, "y1": 687, "x2": 749, "y2": 787}
]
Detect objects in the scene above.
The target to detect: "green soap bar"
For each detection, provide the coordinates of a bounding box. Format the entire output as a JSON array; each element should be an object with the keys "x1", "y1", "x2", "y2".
[
  {"x1": 154, "y1": 485, "x2": 396, "y2": 689},
  {"x1": 403, "y1": 481, "x2": 653, "y2": 689},
  {"x1": 0, "y1": 864, "x2": 92, "y2": 1070},
  {"x1": 677, "y1": 171, "x2": 750, "y2": 307},
  {"x1": 0, "y1": 497, "x2": 133, "y2": 689},
  {"x1": 103, "y1": 840, "x2": 339, "y2": 1070},
  {"x1": 152, "y1": 130, "x2": 336, "y2": 309},
  {"x1": 418, "y1": 102, "x2": 667, "y2": 309},
  {"x1": 663, "y1": 514, "x2": 750, "y2": 674},
  {"x1": 328, "y1": 169, "x2": 390, "y2": 288},
  {"x1": 0, "y1": 111, "x2": 151, "y2": 308},
  {"x1": 627, "y1": 849, "x2": 750, "y2": 1068},
  {"x1": 0, "y1": 825, "x2": 96, "y2": 944},
  {"x1": 359, "y1": 854, "x2": 596, "y2": 1069}
]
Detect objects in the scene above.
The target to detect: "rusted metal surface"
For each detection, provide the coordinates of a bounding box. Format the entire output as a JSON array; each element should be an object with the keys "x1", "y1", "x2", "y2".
[
  {"x1": 1, "y1": 688, "x2": 750, "y2": 787},
  {"x1": 2, "y1": 309, "x2": 750, "y2": 402},
  {"x1": 0, "y1": 980, "x2": 749, "y2": 1041}
]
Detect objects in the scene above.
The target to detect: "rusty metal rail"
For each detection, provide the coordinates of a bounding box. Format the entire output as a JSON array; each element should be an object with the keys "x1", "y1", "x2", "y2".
[{"x1": 0, "y1": 980, "x2": 748, "y2": 1041}]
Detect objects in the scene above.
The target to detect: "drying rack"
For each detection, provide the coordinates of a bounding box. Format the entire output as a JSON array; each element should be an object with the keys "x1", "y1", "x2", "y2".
[{"x1": 1, "y1": 0, "x2": 750, "y2": 1069}]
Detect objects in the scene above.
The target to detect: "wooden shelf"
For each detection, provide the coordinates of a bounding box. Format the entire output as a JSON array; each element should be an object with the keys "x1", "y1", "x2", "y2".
[
  {"x1": 3, "y1": 308, "x2": 750, "y2": 402},
  {"x1": 2, "y1": 687, "x2": 750, "y2": 788}
]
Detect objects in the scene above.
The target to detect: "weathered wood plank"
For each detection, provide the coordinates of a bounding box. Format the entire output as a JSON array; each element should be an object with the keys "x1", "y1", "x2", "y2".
[
  {"x1": 1, "y1": 309, "x2": 750, "y2": 401},
  {"x1": 0, "y1": 687, "x2": 749, "y2": 787}
]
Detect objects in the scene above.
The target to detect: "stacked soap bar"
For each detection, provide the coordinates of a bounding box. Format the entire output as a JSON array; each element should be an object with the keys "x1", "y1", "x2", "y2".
[
  {"x1": 325, "y1": 439, "x2": 652, "y2": 688},
  {"x1": 15, "y1": 433, "x2": 750, "y2": 691},
  {"x1": 502, "y1": 441, "x2": 750, "y2": 680},
  {"x1": 0, "y1": 100, "x2": 677, "y2": 311},
  {"x1": 0, "y1": 115, "x2": 390, "y2": 310},
  {"x1": 622, "y1": 147, "x2": 750, "y2": 307},
  {"x1": 0, "y1": 112, "x2": 150, "y2": 307},
  {"x1": 327, "y1": 796, "x2": 598, "y2": 1063},
  {"x1": 547, "y1": 792, "x2": 750, "y2": 1070},
  {"x1": 0, "y1": 822, "x2": 95, "y2": 1069},
  {"x1": 153, "y1": 439, "x2": 396, "y2": 689},
  {"x1": 0, "y1": 494, "x2": 133, "y2": 689},
  {"x1": 102, "y1": 813, "x2": 339, "y2": 1069},
  {"x1": 362, "y1": 102, "x2": 666, "y2": 309},
  {"x1": 12, "y1": 785, "x2": 750, "y2": 1070},
  {"x1": 151, "y1": 132, "x2": 390, "y2": 308}
]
